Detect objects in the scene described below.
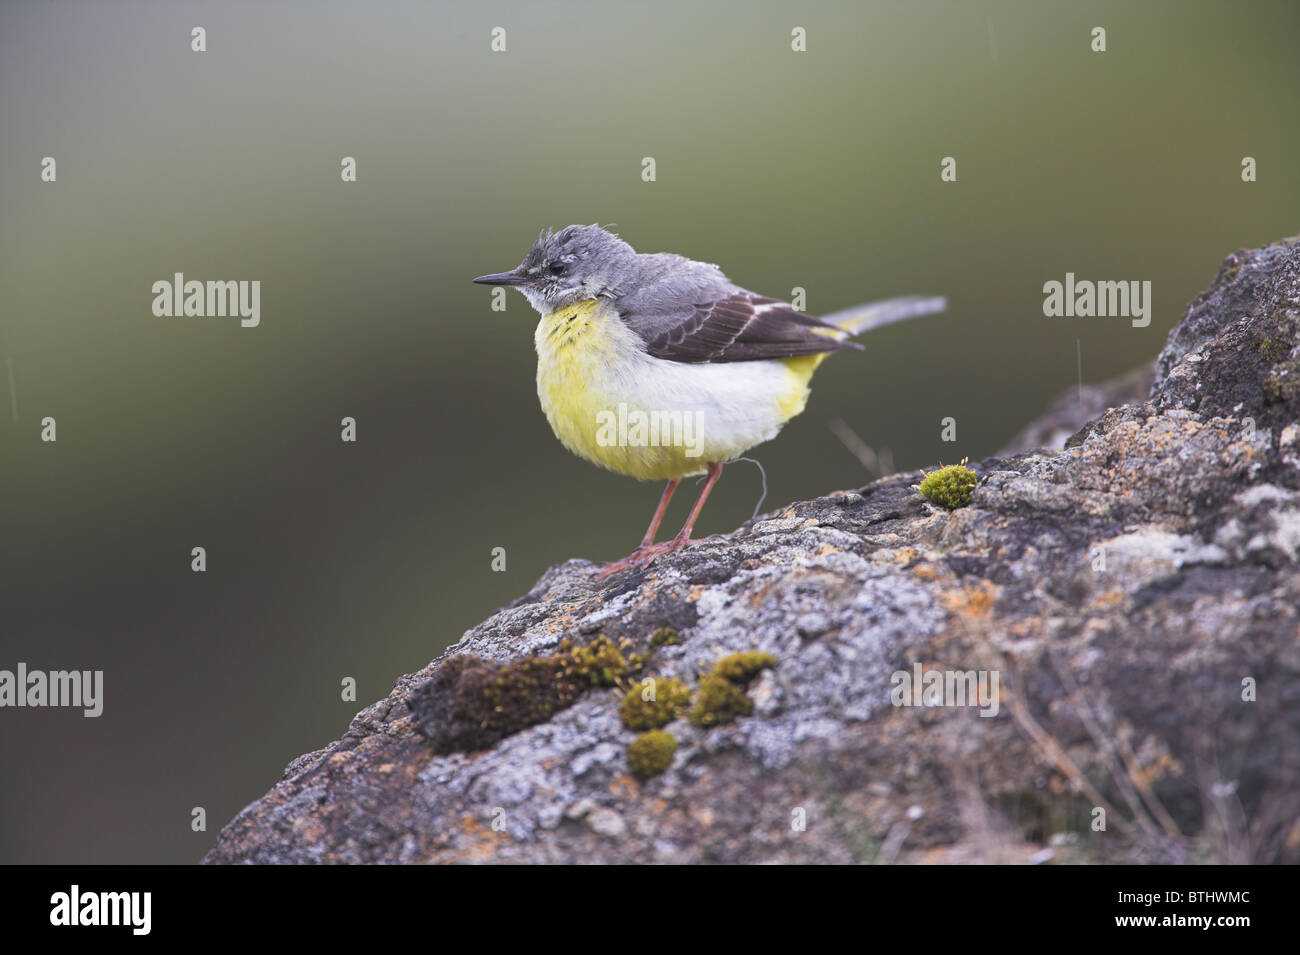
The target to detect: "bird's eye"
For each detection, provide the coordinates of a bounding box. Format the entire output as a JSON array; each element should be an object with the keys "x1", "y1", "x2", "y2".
[{"x1": 550, "y1": 262, "x2": 567, "y2": 276}]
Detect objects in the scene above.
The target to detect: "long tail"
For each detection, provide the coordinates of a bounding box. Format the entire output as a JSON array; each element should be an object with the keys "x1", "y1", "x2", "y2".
[{"x1": 821, "y1": 295, "x2": 948, "y2": 338}]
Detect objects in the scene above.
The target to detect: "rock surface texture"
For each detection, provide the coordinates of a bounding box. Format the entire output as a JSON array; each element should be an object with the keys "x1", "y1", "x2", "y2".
[{"x1": 206, "y1": 238, "x2": 1300, "y2": 864}]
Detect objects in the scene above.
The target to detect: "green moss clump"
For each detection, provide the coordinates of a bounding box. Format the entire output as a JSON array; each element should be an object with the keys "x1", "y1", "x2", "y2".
[
  {"x1": 620, "y1": 676, "x2": 691, "y2": 731},
  {"x1": 918, "y1": 461, "x2": 978, "y2": 510},
  {"x1": 413, "y1": 636, "x2": 629, "y2": 754},
  {"x1": 627, "y1": 730, "x2": 676, "y2": 780},
  {"x1": 710, "y1": 651, "x2": 777, "y2": 685},
  {"x1": 649, "y1": 626, "x2": 682, "y2": 648},
  {"x1": 689, "y1": 675, "x2": 753, "y2": 726},
  {"x1": 687, "y1": 651, "x2": 778, "y2": 727}
]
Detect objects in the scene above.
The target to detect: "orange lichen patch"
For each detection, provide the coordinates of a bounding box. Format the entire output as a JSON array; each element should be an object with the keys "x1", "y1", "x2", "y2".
[
  {"x1": 1146, "y1": 425, "x2": 1189, "y2": 454},
  {"x1": 464, "y1": 836, "x2": 504, "y2": 863},
  {"x1": 688, "y1": 584, "x2": 708, "y2": 601},
  {"x1": 609, "y1": 775, "x2": 638, "y2": 799},
  {"x1": 813, "y1": 543, "x2": 841, "y2": 557},
  {"x1": 912, "y1": 562, "x2": 940, "y2": 581},
  {"x1": 940, "y1": 582, "x2": 997, "y2": 618},
  {"x1": 1090, "y1": 589, "x2": 1128, "y2": 608},
  {"x1": 1008, "y1": 617, "x2": 1044, "y2": 638},
  {"x1": 690, "y1": 807, "x2": 715, "y2": 828}
]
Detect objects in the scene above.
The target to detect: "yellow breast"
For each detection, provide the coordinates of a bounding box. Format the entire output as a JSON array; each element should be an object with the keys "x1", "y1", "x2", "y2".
[
  {"x1": 534, "y1": 299, "x2": 829, "y2": 481},
  {"x1": 535, "y1": 299, "x2": 664, "y2": 477}
]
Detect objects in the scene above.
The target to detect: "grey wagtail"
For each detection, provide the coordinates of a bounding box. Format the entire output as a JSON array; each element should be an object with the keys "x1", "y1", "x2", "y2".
[{"x1": 474, "y1": 224, "x2": 946, "y2": 577}]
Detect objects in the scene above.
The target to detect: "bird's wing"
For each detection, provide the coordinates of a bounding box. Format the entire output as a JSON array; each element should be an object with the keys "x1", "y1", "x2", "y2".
[{"x1": 624, "y1": 289, "x2": 862, "y2": 364}]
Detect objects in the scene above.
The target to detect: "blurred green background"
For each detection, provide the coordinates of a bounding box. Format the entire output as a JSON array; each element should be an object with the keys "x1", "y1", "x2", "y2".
[{"x1": 0, "y1": 0, "x2": 1295, "y2": 862}]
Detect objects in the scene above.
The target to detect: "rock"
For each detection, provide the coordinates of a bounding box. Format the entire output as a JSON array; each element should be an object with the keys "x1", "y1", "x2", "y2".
[
  {"x1": 999, "y1": 365, "x2": 1153, "y2": 455},
  {"x1": 586, "y1": 808, "x2": 626, "y2": 838},
  {"x1": 204, "y1": 237, "x2": 1300, "y2": 865}
]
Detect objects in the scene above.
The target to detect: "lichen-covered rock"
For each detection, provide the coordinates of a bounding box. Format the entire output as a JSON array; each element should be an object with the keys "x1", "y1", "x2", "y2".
[{"x1": 205, "y1": 237, "x2": 1300, "y2": 865}]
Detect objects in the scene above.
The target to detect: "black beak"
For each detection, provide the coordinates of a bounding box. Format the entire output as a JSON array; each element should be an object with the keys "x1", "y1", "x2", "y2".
[{"x1": 473, "y1": 268, "x2": 527, "y2": 286}]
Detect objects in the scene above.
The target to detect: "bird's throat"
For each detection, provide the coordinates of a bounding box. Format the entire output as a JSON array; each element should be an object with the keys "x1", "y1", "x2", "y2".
[{"x1": 537, "y1": 298, "x2": 605, "y2": 351}]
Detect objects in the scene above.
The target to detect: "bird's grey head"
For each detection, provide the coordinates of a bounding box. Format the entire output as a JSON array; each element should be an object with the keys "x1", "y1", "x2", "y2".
[{"x1": 473, "y1": 224, "x2": 638, "y2": 313}]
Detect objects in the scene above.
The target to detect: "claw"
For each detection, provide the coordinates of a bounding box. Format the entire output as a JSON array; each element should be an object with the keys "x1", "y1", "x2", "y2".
[
  {"x1": 596, "y1": 540, "x2": 675, "y2": 580},
  {"x1": 596, "y1": 534, "x2": 714, "y2": 580}
]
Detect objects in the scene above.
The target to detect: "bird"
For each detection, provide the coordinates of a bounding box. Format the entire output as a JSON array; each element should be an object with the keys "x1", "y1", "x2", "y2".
[{"x1": 474, "y1": 224, "x2": 946, "y2": 577}]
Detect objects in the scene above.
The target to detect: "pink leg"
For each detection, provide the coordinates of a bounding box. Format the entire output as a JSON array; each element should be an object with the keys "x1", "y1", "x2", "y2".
[
  {"x1": 597, "y1": 465, "x2": 723, "y2": 579},
  {"x1": 663, "y1": 463, "x2": 723, "y2": 550},
  {"x1": 597, "y1": 479, "x2": 679, "y2": 579},
  {"x1": 638, "y1": 479, "x2": 679, "y2": 547}
]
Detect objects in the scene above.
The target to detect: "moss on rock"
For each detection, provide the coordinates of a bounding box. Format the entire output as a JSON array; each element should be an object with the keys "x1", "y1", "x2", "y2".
[
  {"x1": 689, "y1": 675, "x2": 754, "y2": 726},
  {"x1": 627, "y1": 730, "x2": 676, "y2": 780},
  {"x1": 710, "y1": 651, "x2": 777, "y2": 685},
  {"x1": 649, "y1": 626, "x2": 682, "y2": 648},
  {"x1": 411, "y1": 636, "x2": 630, "y2": 754},
  {"x1": 619, "y1": 676, "x2": 691, "y2": 731},
  {"x1": 918, "y1": 462, "x2": 978, "y2": 510},
  {"x1": 688, "y1": 651, "x2": 777, "y2": 727}
]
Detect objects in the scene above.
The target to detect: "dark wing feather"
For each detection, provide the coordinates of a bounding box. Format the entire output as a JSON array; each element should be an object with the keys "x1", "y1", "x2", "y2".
[{"x1": 639, "y1": 291, "x2": 862, "y2": 364}]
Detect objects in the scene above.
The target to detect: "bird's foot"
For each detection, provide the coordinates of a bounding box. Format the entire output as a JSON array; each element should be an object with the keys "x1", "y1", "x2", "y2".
[
  {"x1": 596, "y1": 541, "x2": 675, "y2": 580},
  {"x1": 596, "y1": 534, "x2": 707, "y2": 580}
]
